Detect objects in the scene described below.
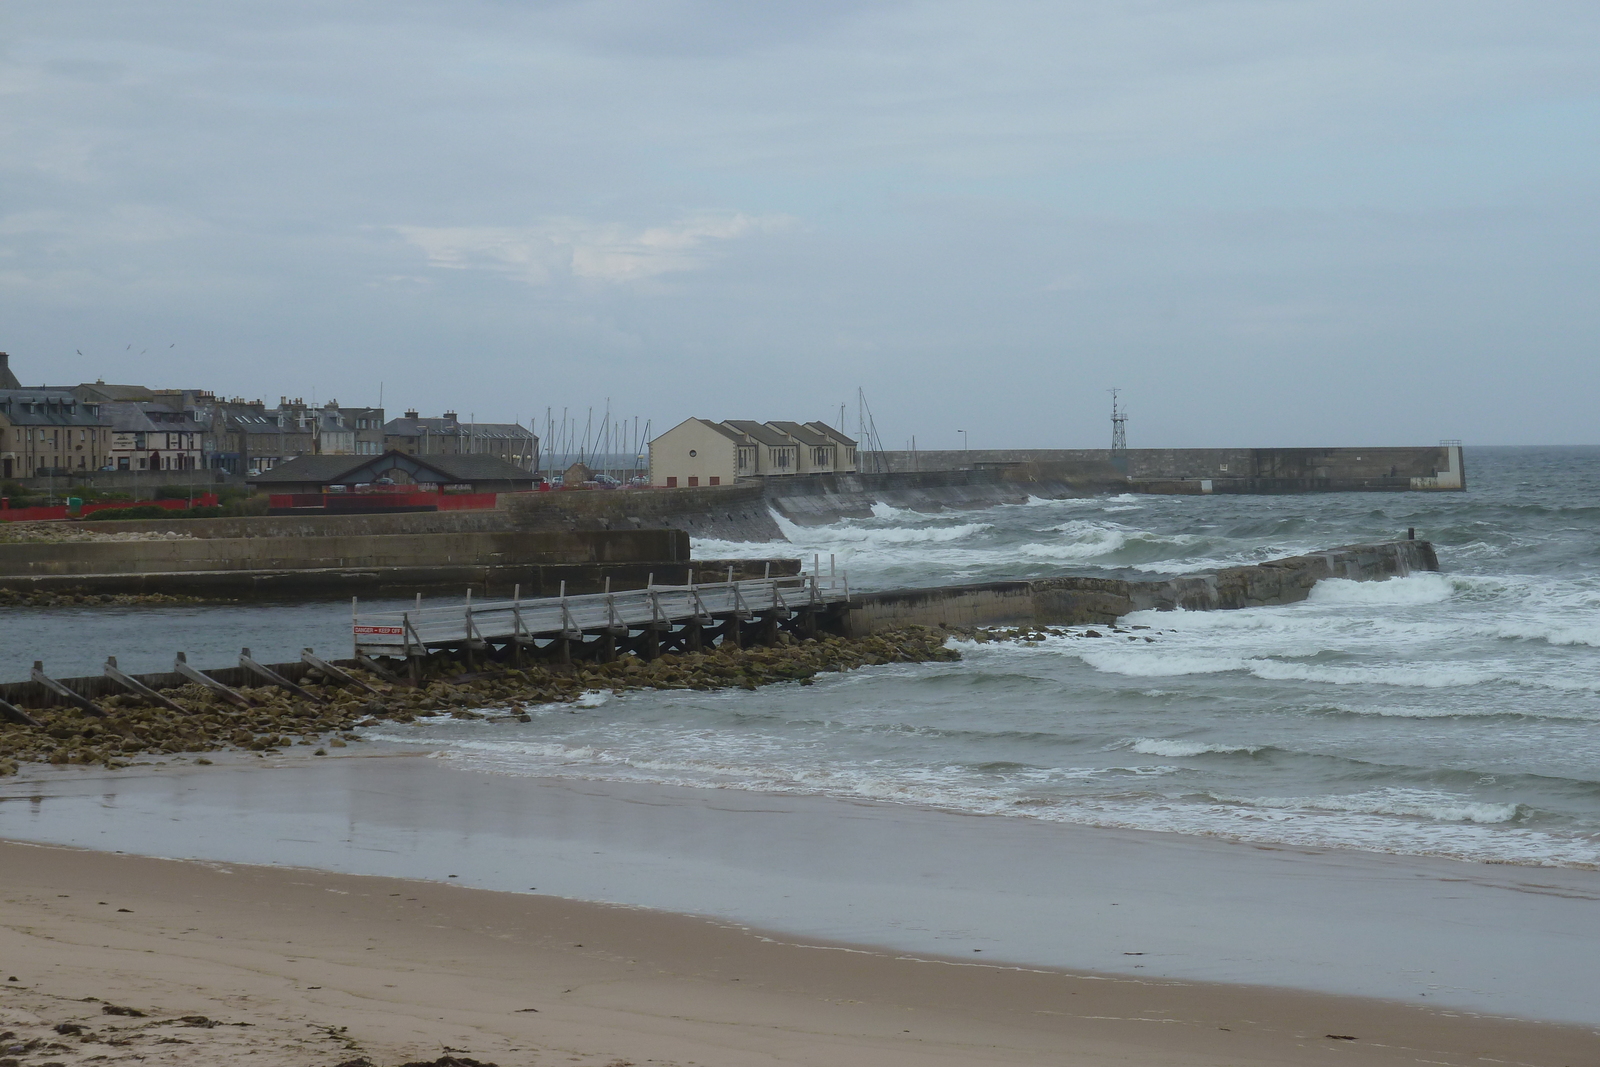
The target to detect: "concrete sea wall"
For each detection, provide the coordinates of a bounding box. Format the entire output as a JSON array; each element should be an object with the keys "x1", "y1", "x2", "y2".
[
  {"x1": 864, "y1": 444, "x2": 1466, "y2": 493},
  {"x1": 842, "y1": 540, "x2": 1440, "y2": 635},
  {"x1": 0, "y1": 529, "x2": 745, "y2": 598}
]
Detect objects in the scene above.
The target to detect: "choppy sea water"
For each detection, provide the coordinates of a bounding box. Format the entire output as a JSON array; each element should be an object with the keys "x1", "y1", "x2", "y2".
[
  {"x1": 4, "y1": 447, "x2": 1597, "y2": 868},
  {"x1": 366, "y1": 446, "x2": 1600, "y2": 869}
]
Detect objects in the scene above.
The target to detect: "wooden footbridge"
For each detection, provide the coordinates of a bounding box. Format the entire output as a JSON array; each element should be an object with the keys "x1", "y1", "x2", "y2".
[{"x1": 352, "y1": 561, "x2": 853, "y2": 672}]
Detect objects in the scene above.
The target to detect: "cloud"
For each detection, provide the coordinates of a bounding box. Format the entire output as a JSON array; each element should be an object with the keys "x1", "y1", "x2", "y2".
[{"x1": 394, "y1": 212, "x2": 793, "y2": 284}]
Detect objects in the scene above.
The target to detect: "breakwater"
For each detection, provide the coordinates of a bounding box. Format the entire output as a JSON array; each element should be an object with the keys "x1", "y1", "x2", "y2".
[
  {"x1": 863, "y1": 444, "x2": 1466, "y2": 493},
  {"x1": 842, "y1": 539, "x2": 1438, "y2": 635}
]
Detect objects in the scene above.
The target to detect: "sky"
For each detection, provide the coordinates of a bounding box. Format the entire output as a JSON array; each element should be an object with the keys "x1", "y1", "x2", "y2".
[{"x1": 2, "y1": 0, "x2": 1597, "y2": 448}]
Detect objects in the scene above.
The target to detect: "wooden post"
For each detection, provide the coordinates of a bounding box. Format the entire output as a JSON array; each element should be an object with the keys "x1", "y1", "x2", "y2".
[
  {"x1": 301, "y1": 648, "x2": 380, "y2": 694},
  {"x1": 31, "y1": 661, "x2": 104, "y2": 717},
  {"x1": 0, "y1": 694, "x2": 41, "y2": 727},
  {"x1": 239, "y1": 648, "x2": 325, "y2": 703},
  {"x1": 174, "y1": 652, "x2": 252, "y2": 707},
  {"x1": 104, "y1": 656, "x2": 186, "y2": 712}
]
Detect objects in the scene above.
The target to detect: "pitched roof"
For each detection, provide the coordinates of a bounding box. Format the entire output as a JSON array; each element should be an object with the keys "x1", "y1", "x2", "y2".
[
  {"x1": 0, "y1": 389, "x2": 109, "y2": 427},
  {"x1": 248, "y1": 449, "x2": 535, "y2": 486},
  {"x1": 384, "y1": 417, "x2": 533, "y2": 440},
  {"x1": 766, "y1": 420, "x2": 828, "y2": 447},
  {"x1": 722, "y1": 420, "x2": 795, "y2": 448},
  {"x1": 805, "y1": 421, "x2": 857, "y2": 446},
  {"x1": 694, "y1": 418, "x2": 746, "y2": 443}
]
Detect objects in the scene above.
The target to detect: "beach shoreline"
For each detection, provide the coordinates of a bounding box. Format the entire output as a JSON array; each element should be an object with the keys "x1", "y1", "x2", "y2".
[
  {"x1": 5, "y1": 750, "x2": 1600, "y2": 1034},
  {"x1": 3, "y1": 835, "x2": 1598, "y2": 1067}
]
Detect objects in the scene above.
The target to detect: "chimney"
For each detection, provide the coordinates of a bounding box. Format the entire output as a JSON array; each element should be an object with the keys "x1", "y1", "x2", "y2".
[
  {"x1": 0, "y1": 351, "x2": 18, "y2": 390},
  {"x1": 443, "y1": 411, "x2": 458, "y2": 423},
  {"x1": 405, "y1": 409, "x2": 419, "y2": 419}
]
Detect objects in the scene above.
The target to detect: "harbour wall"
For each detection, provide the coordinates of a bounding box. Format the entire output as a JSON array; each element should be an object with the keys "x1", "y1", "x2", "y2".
[
  {"x1": 863, "y1": 444, "x2": 1466, "y2": 492},
  {"x1": 0, "y1": 527, "x2": 798, "y2": 597},
  {"x1": 842, "y1": 539, "x2": 1439, "y2": 635}
]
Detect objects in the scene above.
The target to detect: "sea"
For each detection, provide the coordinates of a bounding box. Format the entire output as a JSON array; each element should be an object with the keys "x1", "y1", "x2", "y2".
[{"x1": 7, "y1": 446, "x2": 1600, "y2": 869}]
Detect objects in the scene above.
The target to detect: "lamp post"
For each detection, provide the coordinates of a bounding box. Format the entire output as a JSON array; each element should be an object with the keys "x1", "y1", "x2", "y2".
[{"x1": 958, "y1": 429, "x2": 968, "y2": 469}]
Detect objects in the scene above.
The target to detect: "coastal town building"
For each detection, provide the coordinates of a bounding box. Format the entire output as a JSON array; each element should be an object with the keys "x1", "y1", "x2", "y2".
[
  {"x1": 0, "y1": 388, "x2": 113, "y2": 478},
  {"x1": 648, "y1": 419, "x2": 859, "y2": 487},
  {"x1": 247, "y1": 449, "x2": 538, "y2": 495},
  {"x1": 384, "y1": 411, "x2": 539, "y2": 470},
  {"x1": 103, "y1": 400, "x2": 206, "y2": 472},
  {"x1": 647, "y1": 418, "x2": 743, "y2": 487}
]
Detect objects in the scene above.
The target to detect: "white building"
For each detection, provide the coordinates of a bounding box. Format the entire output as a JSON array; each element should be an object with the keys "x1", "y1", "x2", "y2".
[{"x1": 648, "y1": 418, "x2": 859, "y2": 487}]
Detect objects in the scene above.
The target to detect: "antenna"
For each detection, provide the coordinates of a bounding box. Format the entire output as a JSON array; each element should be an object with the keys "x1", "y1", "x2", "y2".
[{"x1": 1109, "y1": 388, "x2": 1127, "y2": 453}]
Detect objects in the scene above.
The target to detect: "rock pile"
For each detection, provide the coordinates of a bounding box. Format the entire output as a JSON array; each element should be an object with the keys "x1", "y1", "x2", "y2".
[
  {"x1": 0, "y1": 588, "x2": 212, "y2": 608},
  {"x1": 0, "y1": 522, "x2": 196, "y2": 544},
  {"x1": 0, "y1": 629, "x2": 959, "y2": 774}
]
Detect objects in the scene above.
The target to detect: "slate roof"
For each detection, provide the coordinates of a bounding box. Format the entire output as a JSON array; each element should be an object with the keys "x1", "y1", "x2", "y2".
[
  {"x1": 248, "y1": 449, "x2": 535, "y2": 486},
  {"x1": 693, "y1": 418, "x2": 746, "y2": 443},
  {"x1": 385, "y1": 417, "x2": 534, "y2": 441},
  {"x1": 766, "y1": 420, "x2": 829, "y2": 447},
  {"x1": 805, "y1": 421, "x2": 857, "y2": 446},
  {"x1": 101, "y1": 400, "x2": 204, "y2": 434},
  {"x1": 722, "y1": 420, "x2": 795, "y2": 448},
  {"x1": 0, "y1": 388, "x2": 108, "y2": 427}
]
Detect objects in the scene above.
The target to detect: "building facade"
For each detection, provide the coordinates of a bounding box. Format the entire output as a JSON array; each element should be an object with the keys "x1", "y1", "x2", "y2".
[
  {"x1": 647, "y1": 418, "x2": 743, "y2": 487},
  {"x1": 648, "y1": 419, "x2": 858, "y2": 487},
  {"x1": 0, "y1": 389, "x2": 113, "y2": 479},
  {"x1": 384, "y1": 411, "x2": 538, "y2": 470}
]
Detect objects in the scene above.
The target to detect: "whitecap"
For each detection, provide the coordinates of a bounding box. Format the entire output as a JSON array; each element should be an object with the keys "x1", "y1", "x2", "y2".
[
  {"x1": 1223, "y1": 788, "x2": 1523, "y2": 825},
  {"x1": 1308, "y1": 573, "x2": 1455, "y2": 606},
  {"x1": 1127, "y1": 738, "x2": 1261, "y2": 757}
]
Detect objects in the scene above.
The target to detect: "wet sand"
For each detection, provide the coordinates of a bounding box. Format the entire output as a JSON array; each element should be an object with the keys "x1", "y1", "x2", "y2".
[
  {"x1": 4, "y1": 838, "x2": 1599, "y2": 1067},
  {"x1": 3, "y1": 752, "x2": 1599, "y2": 1064}
]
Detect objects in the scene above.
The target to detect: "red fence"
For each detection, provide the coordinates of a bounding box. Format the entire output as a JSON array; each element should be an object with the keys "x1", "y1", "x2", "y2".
[{"x1": 0, "y1": 495, "x2": 220, "y2": 523}]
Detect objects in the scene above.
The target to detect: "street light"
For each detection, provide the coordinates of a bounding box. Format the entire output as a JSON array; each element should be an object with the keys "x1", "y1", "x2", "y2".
[{"x1": 958, "y1": 429, "x2": 968, "y2": 469}]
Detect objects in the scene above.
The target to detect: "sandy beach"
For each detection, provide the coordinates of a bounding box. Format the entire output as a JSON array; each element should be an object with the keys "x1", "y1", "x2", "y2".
[
  {"x1": 3, "y1": 837, "x2": 1597, "y2": 1067},
  {"x1": 3, "y1": 752, "x2": 1599, "y2": 1065}
]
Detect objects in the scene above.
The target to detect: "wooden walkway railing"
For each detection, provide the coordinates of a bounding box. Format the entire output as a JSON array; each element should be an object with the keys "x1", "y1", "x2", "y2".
[{"x1": 352, "y1": 563, "x2": 850, "y2": 660}]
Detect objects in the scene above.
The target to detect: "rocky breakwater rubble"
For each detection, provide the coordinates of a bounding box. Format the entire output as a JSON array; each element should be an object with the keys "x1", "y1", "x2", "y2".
[
  {"x1": 0, "y1": 629, "x2": 960, "y2": 774},
  {"x1": 0, "y1": 588, "x2": 211, "y2": 608},
  {"x1": 0, "y1": 522, "x2": 196, "y2": 544}
]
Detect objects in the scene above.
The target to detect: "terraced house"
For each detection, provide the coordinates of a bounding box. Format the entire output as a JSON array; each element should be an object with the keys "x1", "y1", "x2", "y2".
[
  {"x1": 649, "y1": 418, "x2": 858, "y2": 487},
  {"x1": 0, "y1": 388, "x2": 113, "y2": 479}
]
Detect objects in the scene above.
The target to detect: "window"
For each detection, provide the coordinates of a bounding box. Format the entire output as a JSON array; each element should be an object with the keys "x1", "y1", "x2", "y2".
[
  {"x1": 688, "y1": 476, "x2": 699, "y2": 486},
  {"x1": 709, "y1": 476, "x2": 720, "y2": 486},
  {"x1": 666, "y1": 476, "x2": 678, "y2": 487}
]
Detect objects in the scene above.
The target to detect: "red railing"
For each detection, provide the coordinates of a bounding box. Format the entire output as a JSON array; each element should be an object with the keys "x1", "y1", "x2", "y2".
[{"x1": 0, "y1": 495, "x2": 220, "y2": 523}]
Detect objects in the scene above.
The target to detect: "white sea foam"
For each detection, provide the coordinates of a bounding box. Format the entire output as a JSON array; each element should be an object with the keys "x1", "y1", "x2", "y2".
[
  {"x1": 1078, "y1": 652, "x2": 1246, "y2": 677},
  {"x1": 1244, "y1": 659, "x2": 1500, "y2": 688},
  {"x1": 1308, "y1": 573, "x2": 1455, "y2": 606},
  {"x1": 1128, "y1": 738, "x2": 1260, "y2": 757},
  {"x1": 1222, "y1": 789, "x2": 1522, "y2": 825},
  {"x1": 575, "y1": 689, "x2": 612, "y2": 708}
]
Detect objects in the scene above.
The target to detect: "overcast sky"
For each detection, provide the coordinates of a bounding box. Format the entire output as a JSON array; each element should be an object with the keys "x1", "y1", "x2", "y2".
[{"x1": 3, "y1": 1, "x2": 1597, "y2": 448}]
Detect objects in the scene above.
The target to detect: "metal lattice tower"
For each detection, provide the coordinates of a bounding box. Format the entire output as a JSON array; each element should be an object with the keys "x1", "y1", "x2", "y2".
[{"x1": 1109, "y1": 388, "x2": 1127, "y2": 453}]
